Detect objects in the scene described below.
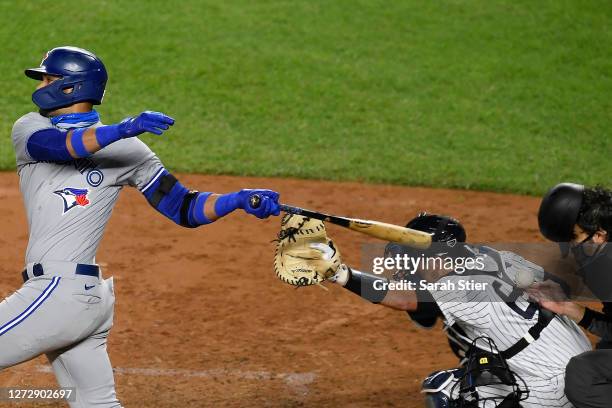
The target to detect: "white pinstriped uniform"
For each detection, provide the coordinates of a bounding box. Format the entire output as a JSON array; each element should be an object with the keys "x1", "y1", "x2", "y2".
[{"x1": 431, "y1": 246, "x2": 592, "y2": 407}]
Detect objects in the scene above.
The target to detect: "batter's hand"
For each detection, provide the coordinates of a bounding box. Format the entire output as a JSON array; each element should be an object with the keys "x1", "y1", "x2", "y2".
[
  {"x1": 236, "y1": 189, "x2": 280, "y2": 219},
  {"x1": 118, "y1": 111, "x2": 175, "y2": 137}
]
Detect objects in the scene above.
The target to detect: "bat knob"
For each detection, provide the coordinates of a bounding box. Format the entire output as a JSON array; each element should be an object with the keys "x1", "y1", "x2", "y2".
[{"x1": 249, "y1": 194, "x2": 262, "y2": 209}]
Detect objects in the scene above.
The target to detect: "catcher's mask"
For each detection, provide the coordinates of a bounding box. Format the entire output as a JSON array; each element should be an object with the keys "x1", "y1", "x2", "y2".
[{"x1": 451, "y1": 337, "x2": 528, "y2": 407}]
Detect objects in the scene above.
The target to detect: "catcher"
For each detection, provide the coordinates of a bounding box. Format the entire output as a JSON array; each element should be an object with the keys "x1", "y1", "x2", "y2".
[{"x1": 274, "y1": 213, "x2": 591, "y2": 407}]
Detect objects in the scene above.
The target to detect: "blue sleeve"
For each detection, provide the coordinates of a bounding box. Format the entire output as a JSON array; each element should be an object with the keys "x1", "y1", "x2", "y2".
[
  {"x1": 26, "y1": 128, "x2": 73, "y2": 162},
  {"x1": 142, "y1": 169, "x2": 212, "y2": 227}
]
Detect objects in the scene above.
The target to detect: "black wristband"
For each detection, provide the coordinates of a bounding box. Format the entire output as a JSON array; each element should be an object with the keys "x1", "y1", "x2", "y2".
[
  {"x1": 578, "y1": 307, "x2": 596, "y2": 328},
  {"x1": 344, "y1": 267, "x2": 389, "y2": 304},
  {"x1": 179, "y1": 191, "x2": 199, "y2": 228}
]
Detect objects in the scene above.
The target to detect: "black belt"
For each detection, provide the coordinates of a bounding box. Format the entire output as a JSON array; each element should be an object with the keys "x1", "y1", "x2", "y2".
[{"x1": 22, "y1": 263, "x2": 100, "y2": 283}]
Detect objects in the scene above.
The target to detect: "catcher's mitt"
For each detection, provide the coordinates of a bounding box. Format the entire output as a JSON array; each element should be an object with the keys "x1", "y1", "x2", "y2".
[{"x1": 274, "y1": 214, "x2": 342, "y2": 286}]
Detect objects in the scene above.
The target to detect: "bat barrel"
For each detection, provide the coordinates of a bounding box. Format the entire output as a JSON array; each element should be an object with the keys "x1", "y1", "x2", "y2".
[{"x1": 279, "y1": 203, "x2": 431, "y2": 249}]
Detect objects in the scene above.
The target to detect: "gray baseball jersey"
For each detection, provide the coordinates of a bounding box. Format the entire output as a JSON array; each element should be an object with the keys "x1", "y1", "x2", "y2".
[
  {"x1": 431, "y1": 246, "x2": 592, "y2": 407},
  {"x1": 12, "y1": 112, "x2": 163, "y2": 264},
  {"x1": 1, "y1": 111, "x2": 167, "y2": 408}
]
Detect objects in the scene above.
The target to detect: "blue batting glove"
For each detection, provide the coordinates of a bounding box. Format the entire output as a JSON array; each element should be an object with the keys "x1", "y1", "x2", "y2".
[
  {"x1": 118, "y1": 111, "x2": 175, "y2": 138},
  {"x1": 236, "y1": 189, "x2": 281, "y2": 219}
]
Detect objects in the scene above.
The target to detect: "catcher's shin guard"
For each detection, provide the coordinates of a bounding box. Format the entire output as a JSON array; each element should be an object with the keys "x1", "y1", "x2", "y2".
[{"x1": 422, "y1": 369, "x2": 464, "y2": 408}]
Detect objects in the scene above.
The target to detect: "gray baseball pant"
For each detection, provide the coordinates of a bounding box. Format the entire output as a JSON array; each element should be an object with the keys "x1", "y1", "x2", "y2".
[{"x1": 0, "y1": 262, "x2": 121, "y2": 408}]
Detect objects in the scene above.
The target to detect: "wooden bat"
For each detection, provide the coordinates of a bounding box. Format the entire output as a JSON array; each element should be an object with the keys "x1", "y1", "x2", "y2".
[
  {"x1": 248, "y1": 195, "x2": 432, "y2": 249},
  {"x1": 281, "y1": 204, "x2": 432, "y2": 248}
]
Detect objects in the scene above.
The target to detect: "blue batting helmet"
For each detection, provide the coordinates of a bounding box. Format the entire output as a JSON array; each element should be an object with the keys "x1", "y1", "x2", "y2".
[{"x1": 25, "y1": 46, "x2": 107, "y2": 111}]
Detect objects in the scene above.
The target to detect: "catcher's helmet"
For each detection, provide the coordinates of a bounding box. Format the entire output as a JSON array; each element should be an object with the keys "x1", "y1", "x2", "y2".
[
  {"x1": 386, "y1": 213, "x2": 466, "y2": 329},
  {"x1": 538, "y1": 183, "x2": 584, "y2": 242},
  {"x1": 25, "y1": 46, "x2": 107, "y2": 111},
  {"x1": 406, "y1": 212, "x2": 467, "y2": 247}
]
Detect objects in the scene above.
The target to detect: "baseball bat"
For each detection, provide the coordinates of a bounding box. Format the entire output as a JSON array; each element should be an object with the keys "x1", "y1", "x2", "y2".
[{"x1": 248, "y1": 195, "x2": 432, "y2": 249}]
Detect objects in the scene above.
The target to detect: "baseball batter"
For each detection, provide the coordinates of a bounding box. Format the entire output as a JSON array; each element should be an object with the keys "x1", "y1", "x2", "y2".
[{"x1": 0, "y1": 46, "x2": 281, "y2": 407}]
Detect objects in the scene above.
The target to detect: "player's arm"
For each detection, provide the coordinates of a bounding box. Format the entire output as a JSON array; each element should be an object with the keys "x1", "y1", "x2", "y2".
[
  {"x1": 332, "y1": 265, "x2": 418, "y2": 311},
  {"x1": 140, "y1": 168, "x2": 280, "y2": 226},
  {"x1": 578, "y1": 307, "x2": 612, "y2": 338},
  {"x1": 528, "y1": 280, "x2": 612, "y2": 337},
  {"x1": 26, "y1": 111, "x2": 174, "y2": 161},
  {"x1": 527, "y1": 280, "x2": 585, "y2": 321}
]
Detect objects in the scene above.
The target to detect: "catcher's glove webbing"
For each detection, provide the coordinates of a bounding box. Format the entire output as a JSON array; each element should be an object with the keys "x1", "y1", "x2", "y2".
[{"x1": 274, "y1": 214, "x2": 341, "y2": 286}]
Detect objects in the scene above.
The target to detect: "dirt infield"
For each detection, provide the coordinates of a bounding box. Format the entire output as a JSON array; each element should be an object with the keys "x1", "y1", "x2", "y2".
[{"x1": 0, "y1": 172, "x2": 545, "y2": 407}]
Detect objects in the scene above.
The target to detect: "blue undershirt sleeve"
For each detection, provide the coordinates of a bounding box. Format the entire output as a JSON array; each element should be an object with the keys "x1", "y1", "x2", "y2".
[
  {"x1": 26, "y1": 128, "x2": 72, "y2": 162},
  {"x1": 27, "y1": 125, "x2": 125, "y2": 163},
  {"x1": 70, "y1": 128, "x2": 90, "y2": 158}
]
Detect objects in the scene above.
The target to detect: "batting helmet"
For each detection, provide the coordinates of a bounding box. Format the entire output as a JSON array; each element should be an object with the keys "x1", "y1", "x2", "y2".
[
  {"x1": 25, "y1": 46, "x2": 107, "y2": 111},
  {"x1": 538, "y1": 183, "x2": 584, "y2": 242}
]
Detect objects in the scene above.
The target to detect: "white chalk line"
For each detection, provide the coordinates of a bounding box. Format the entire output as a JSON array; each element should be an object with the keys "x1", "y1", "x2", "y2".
[{"x1": 34, "y1": 365, "x2": 316, "y2": 394}]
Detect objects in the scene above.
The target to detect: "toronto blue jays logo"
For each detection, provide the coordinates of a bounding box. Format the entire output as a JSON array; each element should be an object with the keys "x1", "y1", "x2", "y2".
[{"x1": 54, "y1": 188, "x2": 91, "y2": 214}]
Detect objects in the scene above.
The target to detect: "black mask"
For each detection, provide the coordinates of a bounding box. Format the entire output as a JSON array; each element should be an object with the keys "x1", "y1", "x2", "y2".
[
  {"x1": 571, "y1": 244, "x2": 594, "y2": 267},
  {"x1": 574, "y1": 243, "x2": 612, "y2": 300}
]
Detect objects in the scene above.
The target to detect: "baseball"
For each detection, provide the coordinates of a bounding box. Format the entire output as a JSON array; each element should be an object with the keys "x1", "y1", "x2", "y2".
[{"x1": 514, "y1": 268, "x2": 535, "y2": 289}]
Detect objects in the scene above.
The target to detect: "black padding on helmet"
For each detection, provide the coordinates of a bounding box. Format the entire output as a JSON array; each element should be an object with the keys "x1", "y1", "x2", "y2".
[{"x1": 538, "y1": 183, "x2": 584, "y2": 242}]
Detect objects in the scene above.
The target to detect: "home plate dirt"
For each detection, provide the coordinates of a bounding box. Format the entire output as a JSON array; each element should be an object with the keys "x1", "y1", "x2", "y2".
[{"x1": 0, "y1": 172, "x2": 546, "y2": 407}]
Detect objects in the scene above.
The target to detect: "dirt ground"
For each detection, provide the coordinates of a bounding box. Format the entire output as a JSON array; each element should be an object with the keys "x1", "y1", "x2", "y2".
[{"x1": 0, "y1": 172, "x2": 547, "y2": 407}]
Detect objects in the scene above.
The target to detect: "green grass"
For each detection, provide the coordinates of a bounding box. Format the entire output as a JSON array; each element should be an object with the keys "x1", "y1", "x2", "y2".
[{"x1": 0, "y1": 0, "x2": 610, "y2": 195}]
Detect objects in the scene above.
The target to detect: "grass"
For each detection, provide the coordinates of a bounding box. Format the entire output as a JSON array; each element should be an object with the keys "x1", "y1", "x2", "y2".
[{"x1": 0, "y1": 0, "x2": 610, "y2": 195}]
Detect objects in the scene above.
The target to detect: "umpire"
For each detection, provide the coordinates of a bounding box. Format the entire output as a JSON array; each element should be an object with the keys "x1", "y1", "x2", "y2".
[{"x1": 535, "y1": 183, "x2": 612, "y2": 407}]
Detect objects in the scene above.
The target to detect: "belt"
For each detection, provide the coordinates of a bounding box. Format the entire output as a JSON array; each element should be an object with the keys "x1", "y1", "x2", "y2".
[
  {"x1": 501, "y1": 307, "x2": 554, "y2": 360},
  {"x1": 22, "y1": 261, "x2": 100, "y2": 283}
]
